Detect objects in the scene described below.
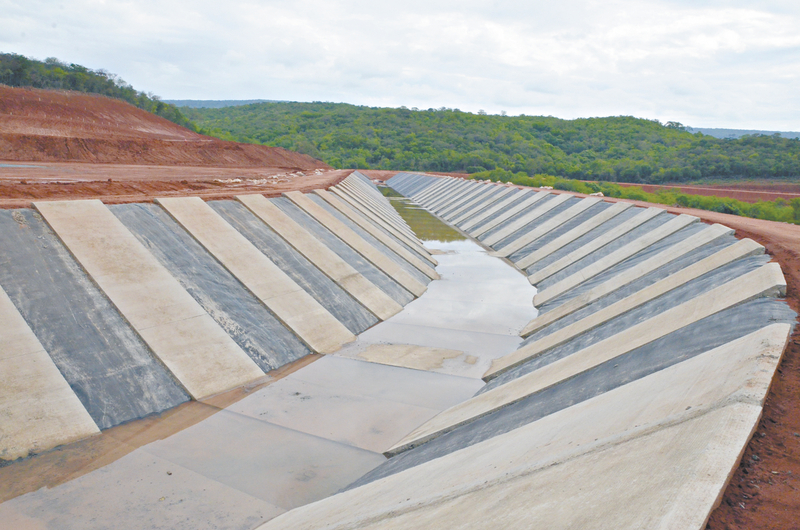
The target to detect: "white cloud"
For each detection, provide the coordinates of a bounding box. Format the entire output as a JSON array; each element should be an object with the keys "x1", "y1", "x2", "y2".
[{"x1": 1, "y1": 0, "x2": 799, "y2": 129}]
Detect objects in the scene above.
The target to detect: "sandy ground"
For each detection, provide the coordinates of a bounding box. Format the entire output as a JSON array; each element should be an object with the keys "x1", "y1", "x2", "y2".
[{"x1": 618, "y1": 181, "x2": 800, "y2": 203}]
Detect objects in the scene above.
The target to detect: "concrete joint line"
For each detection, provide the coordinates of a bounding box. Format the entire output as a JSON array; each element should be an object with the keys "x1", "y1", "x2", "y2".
[
  {"x1": 460, "y1": 190, "x2": 535, "y2": 232},
  {"x1": 445, "y1": 186, "x2": 503, "y2": 223},
  {"x1": 451, "y1": 187, "x2": 515, "y2": 226}
]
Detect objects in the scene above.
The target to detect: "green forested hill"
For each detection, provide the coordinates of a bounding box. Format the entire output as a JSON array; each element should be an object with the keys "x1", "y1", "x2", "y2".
[
  {"x1": 0, "y1": 53, "x2": 195, "y2": 130},
  {"x1": 183, "y1": 102, "x2": 800, "y2": 183}
]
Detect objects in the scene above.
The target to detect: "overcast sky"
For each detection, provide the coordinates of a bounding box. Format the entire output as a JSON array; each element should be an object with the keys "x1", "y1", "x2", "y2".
[{"x1": 3, "y1": 0, "x2": 799, "y2": 129}]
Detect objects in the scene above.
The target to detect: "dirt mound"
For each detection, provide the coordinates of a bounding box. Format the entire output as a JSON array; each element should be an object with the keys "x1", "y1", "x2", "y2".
[
  {"x1": 618, "y1": 181, "x2": 800, "y2": 203},
  {"x1": 0, "y1": 86, "x2": 328, "y2": 169}
]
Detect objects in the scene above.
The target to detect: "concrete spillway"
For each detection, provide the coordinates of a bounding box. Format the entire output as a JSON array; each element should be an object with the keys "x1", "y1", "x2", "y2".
[{"x1": 0, "y1": 171, "x2": 794, "y2": 529}]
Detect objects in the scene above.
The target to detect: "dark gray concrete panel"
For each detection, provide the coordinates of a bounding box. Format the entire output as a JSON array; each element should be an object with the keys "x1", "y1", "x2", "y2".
[
  {"x1": 529, "y1": 235, "x2": 740, "y2": 340},
  {"x1": 508, "y1": 202, "x2": 612, "y2": 263},
  {"x1": 271, "y1": 197, "x2": 415, "y2": 305},
  {"x1": 307, "y1": 194, "x2": 432, "y2": 282},
  {"x1": 110, "y1": 203, "x2": 315, "y2": 370},
  {"x1": 523, "y1": 207, "x2": 645, "y2": 276},
  {"x1": 535, "y1": 213, "x2": 676, "y2": 290},
  {"x1": 0, "y1": 209, "x2": 189, "y2": 430},
  {"x1": 454, "y1": 189, "x2": 524, "y2": 228},
  {"x1": 388, "y1": 173, "x2": 434, "y2": 196},
  {"x1": 489, "y1": 197, "x2": 580, "y2": 250},
  {"x1": 539, "y1": 222, "x2": 709, "y2": 310},
  {"x1": 485, "y1": 254, "x2": 773, "y2": 390},
  {"x1": 463, "y1": 190, "x2": 534, "y2": 233},
  {"x1": 206, "y1": 200, "x2": 379, "y2": 335},
  {"x1": 346, "y1": 299, "x2": 796, "y2": 488}
]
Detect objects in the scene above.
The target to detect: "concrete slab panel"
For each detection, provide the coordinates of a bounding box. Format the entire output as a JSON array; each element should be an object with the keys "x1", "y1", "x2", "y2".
[
  {"x1": 437, "y1": 184, "x2": 490, "y2": 218},
  {"x1": 480, "y1": 193, "x2": 566, "y2": 243},
  {"x1": 260, "y1": 324, "x2": 790, "y2": 530},
  {"x1": 156, "y1": 197, "x2": 355, "y2": 354},
  {"x1": 34, "y1": 200, "x2": 263, "y2": 400},
  {"x1": 0, "y1": 287, "x2": 99, "y2": 461},
  {"x1": 325, "y1": 187, "x2": 434, "y2": 263},
  {"x1": 352, "y1": 344, "x2": 469, "y2": 372},
  {"x1": 527, "y1": 206, "x2": 663, "y2": 285},
  {"x1": 235, "y1": 194, "x2": 402, "y2": 321},
  {"x1": 425, "y1": 180, "x2": 473, "y2": 210},
  {"x1": 515, "y1": 201, "x2": 632, "y2": 269},
  {"x1": 534, "y1": 213, "x2": 699, "y2": 306},
  {"x1": 229, "y1": 356, "x2": 481, "y2": 453},
  {"x1": 317, "y1": 190, "x2": 440, "y2": 276},
  {"x1": 112, "y1": 202, "x2": 313, "y2": 371},
  {"x1": 390, "y1": 263, "x2": 785, "y2": 451},
  {"x1": 489, "y1": 239, "x2": 768, "y2": 378},
  {"x1": 451, "y1": 186, "x2": 514, "y2": 225},
  {"x1": 271, "y1": 197, "x2": 416, "y2": 305},
  {"x1": 142, "y1": 409, "x2": 386, "y2": 512},
  {"x1": 335, "y1": 184, "x2": 415, "y2": 241},
  {"x1": 443, "y1": 184, "x2": 502, "y2": 222},
  {"x1": 282, "y1": 191, "x2": 427, "y2": 297},
  {"x1": 494, "y1": 197, "x2": 602, "y2": 257},
  {"x1": 459, "y1": 189, "x2": 530, "y2": 231},
  {"x1": 523, "y1": 224, "x2": 744, "y2": 335},
  {"x1": 411, "y1": 177, "x2": 454, "y2": 202},
  {"x1": 0, "y1": 450, "x2": 285, "y2": 530}
]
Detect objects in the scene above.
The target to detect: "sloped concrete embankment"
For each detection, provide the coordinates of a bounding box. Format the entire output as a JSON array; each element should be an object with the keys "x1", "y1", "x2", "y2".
[
  {"x1": 254, "y1": 172, "x2": 795, "y2": 530},
  {"x1": 0, "y1": 171, "x2": 437, "y2": 462}
]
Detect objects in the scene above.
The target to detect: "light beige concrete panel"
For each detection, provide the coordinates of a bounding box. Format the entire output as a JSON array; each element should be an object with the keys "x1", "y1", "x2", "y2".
[
  {"x1": 156, "y1": 197, "x2": 356, "y2": 354},
  {"x1": 328, "y1": 187, "x2": 434, "y2": 263},
  {"x1": 337, "y1": 183, "x2": 419, "y2": 243},
  {"x1": 527, "y1": 206, "x2": 664, "y2": 285},
  {"x1": 489, "y1": 238, "x2": 766, "y2": 378},
  {"x1": 482, "y1": 193, "x2": 572, "y2": 247},
  {"x1": 534, "y1": 213, "x2": 699, "y2": 306},
  {"x1": 0, "y1": 286, "x2": 100, "y2": 461},
  {"x1": 338, "y1": 180, "x2": 409, "y2": 232},
  {"x1": 283, "y1": 191, "x2": 428, "y2": 297},
  {"x1": 515, "y1": 201, "x2": 632, "y2": 270},
  {"x1": 259, "y1": 324, "x2": 790, "y2": 530},
  {"x1": 391, "y1": 263, "x2": 785, "y2": 451},
  {"x1": 450, "y1": 186, "x2": 514, "y2": 225},
  {"x1": 315, "y1": 190, "x2": 440, "y2": 277},
  {"x1": 494, "y1": 197, "x2": 602, "y2": 257},
  {"x1": 441, "y1": 184, "x2": 499, "y2": 221},
  {"x1": 461, "y1": 190, "x2": 534, "y2": 231},
  {"x1": 236, "y1": 194, "x2": 403, "y2": 321},
  {"x1": 470, "y1": 191, "x2": 551, "y2": 237},
  {"x1": 437, "y1": 183, "x2": 490, "y2": 218},
  {"x1": 35, "y1": 199, "x2": 264, "y2": 400},
  {"x1": 523, "y1": 224, "x2": 744, "y2": 335}
]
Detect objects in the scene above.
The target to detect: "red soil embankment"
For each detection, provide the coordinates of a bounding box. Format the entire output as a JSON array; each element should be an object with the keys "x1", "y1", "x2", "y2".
[
  {"x1": 617, "y1": 181, "x2": 800, "y2": 203},
  {"x1": 0, "y1": 86, "x2": 328, "y2": 169}
]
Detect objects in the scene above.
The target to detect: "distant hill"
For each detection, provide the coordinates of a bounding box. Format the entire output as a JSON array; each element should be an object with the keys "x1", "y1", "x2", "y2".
[
  {"x1": 166, "y1": 99, "x2": 281, "y2": 109},
  {"x1": 0, "y1": 53, "x2": 195, "y2": 130},
  {"x1": 184, "y1": 102, "x2": 800, "y2": 183},
  {"x1": 687, "y1": 127, "x2": 800, "y2": 140}
]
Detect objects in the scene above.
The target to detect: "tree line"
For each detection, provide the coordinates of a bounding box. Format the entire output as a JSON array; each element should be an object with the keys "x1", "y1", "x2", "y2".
[
  {"x1": 182, "y1": 101, "x2": 800, "y2": 183},
  {"x1": 0, "y1": 53, "x2": 195, "y2": 130}
]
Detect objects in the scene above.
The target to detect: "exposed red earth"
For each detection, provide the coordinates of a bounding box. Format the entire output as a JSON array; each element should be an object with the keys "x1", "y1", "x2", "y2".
[{"x1": 616, "y1": 181, "x2": 800, "y2": 203}]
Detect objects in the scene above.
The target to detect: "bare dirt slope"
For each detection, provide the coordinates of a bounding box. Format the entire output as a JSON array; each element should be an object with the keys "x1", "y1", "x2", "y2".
[{"x1": 0, "y1": 86, "x2": 327, "y2": 169}]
